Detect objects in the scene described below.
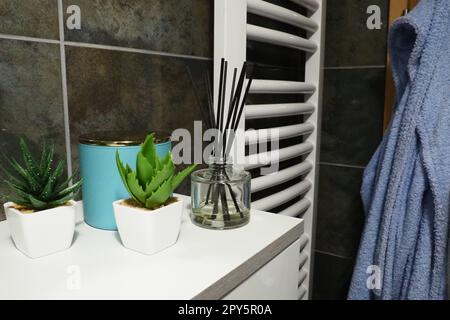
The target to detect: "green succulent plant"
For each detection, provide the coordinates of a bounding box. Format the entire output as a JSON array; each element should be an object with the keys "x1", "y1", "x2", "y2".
[
  {"x1": 1, "y1": 138, "x2": 82, "y2": 211},
  {"x1": 116, "y1": 133, "x2": 197, "y2": 210}
]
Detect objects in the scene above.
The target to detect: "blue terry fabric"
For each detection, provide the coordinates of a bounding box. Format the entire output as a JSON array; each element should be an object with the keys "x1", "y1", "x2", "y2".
[{"x1": 348, "y1": 0, "x2": 450, "y2": 300}]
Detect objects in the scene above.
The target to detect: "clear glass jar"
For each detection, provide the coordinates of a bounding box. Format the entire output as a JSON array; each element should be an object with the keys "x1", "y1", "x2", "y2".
[{"x1": 190, "y1": 158, "x2": 251, "y2": 230}]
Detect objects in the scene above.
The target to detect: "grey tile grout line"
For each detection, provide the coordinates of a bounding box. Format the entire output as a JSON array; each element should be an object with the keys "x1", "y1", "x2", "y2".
[
  {"x1": 320, "y1": 162, "x2": 366, "y2": 170},
  {"x1": 315, "y1": 249, "x2": 354, "y2": 260},
  {"x1": 323, "y1": 65, "x2": 386, "y2": 70},
  {"x1": 0, "y1": 34, "x2": 60, "y2": 44},
  {"x1": 0, "y1": 34, "x2": 213, "y2": 61},
  {"x1": 58, "y1": 0, "x2": 73, "y2": 178},
  {"x1": 63, "y1": 41, "x2": 212, "y2": 61}
]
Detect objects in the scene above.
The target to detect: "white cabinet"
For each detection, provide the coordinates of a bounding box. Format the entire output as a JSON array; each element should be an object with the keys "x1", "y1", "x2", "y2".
[
  {"x1": 0, "y1": 195, "x2": 303, "y2": 300},
  {"x1": 224, "y1": 240, "x2": 300, "y2": 300}
]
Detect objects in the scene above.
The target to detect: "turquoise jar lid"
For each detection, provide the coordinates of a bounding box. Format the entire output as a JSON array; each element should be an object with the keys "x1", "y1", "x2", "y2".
[{"x1": 79, "y1": 131, "x2": 171, "y2": 147}]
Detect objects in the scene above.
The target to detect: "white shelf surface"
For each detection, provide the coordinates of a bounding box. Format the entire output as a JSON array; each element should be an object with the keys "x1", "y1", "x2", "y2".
[{"x1": 0, "y1": 195, "x2": 302, "y2": 300}]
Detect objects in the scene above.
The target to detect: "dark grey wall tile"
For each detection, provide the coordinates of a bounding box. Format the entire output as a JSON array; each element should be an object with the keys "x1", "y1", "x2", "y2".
[
  {"x1": 321, "y1": 68, "x2": 385, "y2": 167},
  {"x1": 66, "y1": 46, "x2": 211, "y2": 194},
  {"x1": 63, "y1": 0, "x2": 212, "y2": 57},
  {"x1": 0, "y1": 0, "x2": 59, "y2": 39},
  {"x1": 315, "y1": 0, "x2": 389, "y2": 300},
  {"x1": 316, "y1": 164, "x2": 365, "y2": 258},
  {"x1": 312, "y1": 251, "x2": 355, "y2": 300},
  {"x1": 0, "y1": 39, "x2": 66, "y2": 220},
  {"x1": 325, "y1": 0, "x2": 389, "y2": 67}
]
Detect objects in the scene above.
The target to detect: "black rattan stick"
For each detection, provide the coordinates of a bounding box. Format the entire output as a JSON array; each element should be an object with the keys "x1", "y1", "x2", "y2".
[
  {"x1": 218, "y1": 61, "x2": 228, "y2": 155},
  {"x1": 219, "y1": 61, "x2": 228, "y2": 133},
  {"x1": 222, "y1": 68, "x2": 238, "y2": 158},
  {"x1": 220, "y1": 184, "x2": 230, "y2": 221},
  {"x1": 224, "y1": 63, "x2": 247, "y2": 159},
  {"x1": 212, "y1": 182, "x2": 220, "y2": 219},
  {"x1": 186, "y1": 67, "x2": 212, "y2": 129},
  {"x1": 214, "y1": 58, "x2": 225, "y2": 157},
  {"x1": 233, "y1": 80, "x2": 253, "y2": 133},
  {"x1": 229, "y1": 63, "x2": 247, "y2": 127},
  {"x1": 205, "y1": 71, "x2": 216, "y2": 129},
  {"x1": 205, "y1": 169, "x2": 217, "y2": 205},
  {"x1": 225, "y1": 78, "x2": 253, "y2": 159},
  {"x1": 229, "y1": 68, "x2": 237, "y2": 109},
  {"x1": 204, "y1": 73, "x2": 215, "y2": 129},
  {"x1": 205, "y1": 185, "x2": 212, "y2": 205}
]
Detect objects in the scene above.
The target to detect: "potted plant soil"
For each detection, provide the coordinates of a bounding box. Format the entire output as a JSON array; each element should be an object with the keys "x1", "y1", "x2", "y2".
[
  {"x1": 114, "y1": 133, "x2": 196, "y2": 255},
  {"x1": 1, "y1": 138, "x2": 82, "y2": 258}
]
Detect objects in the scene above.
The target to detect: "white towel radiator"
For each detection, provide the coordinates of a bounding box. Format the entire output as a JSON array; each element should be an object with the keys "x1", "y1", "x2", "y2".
[{"x1": 214, "y1": 0, "x2": 326, "y2": 300}]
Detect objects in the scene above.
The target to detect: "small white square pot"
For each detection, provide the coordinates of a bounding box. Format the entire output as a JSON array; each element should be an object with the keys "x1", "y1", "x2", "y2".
[
  {"x1": 113, "y1": 198, "x2": 184, "y2": 255},
  {"x1": 4, "y1": 201, "x2": 76, "y2": 259}
]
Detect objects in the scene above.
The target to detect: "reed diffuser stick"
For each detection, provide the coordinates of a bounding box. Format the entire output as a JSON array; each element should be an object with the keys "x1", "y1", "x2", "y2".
[
  {"x1": 205, "y1": 71, "x2": 216, "y2": 129},
  {"x1": 186, "y1": 67, "x2": 213, "y2": 130}
]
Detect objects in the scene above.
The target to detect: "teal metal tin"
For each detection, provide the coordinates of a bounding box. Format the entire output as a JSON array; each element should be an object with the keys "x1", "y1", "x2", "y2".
[{"x1": 79, "y1": 131, "x2": 171, "y2": 231}]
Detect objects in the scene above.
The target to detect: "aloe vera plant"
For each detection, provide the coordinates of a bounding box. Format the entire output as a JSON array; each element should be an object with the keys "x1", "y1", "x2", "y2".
[
  {"x1": 1, "y1": 138, "x2": 82, "y2": 211},
  {"x1": 116, "y1": 133, "x2": 197, "y2": 210}
]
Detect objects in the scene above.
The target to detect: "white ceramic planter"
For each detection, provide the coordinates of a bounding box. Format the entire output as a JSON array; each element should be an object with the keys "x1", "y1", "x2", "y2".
[
  {"x1": 4, "y1": 201, "x2": 76, "y2": 259},
  {"x1": 113, "y1": 198, "x2": 184, "y2": 255}
]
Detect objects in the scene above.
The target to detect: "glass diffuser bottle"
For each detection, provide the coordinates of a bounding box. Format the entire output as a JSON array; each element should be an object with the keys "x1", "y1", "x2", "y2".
[
  {"x1": 190, "y1": 58, "x2": 254, "y2": 230},
  {"x1": 191, "y1": 157, "x2": 251, "y2": 230}
]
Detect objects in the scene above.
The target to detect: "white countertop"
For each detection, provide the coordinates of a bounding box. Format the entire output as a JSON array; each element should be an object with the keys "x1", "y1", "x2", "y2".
[{"x1": 0, "y1": 195, "x2": 302, "y2": 300}]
